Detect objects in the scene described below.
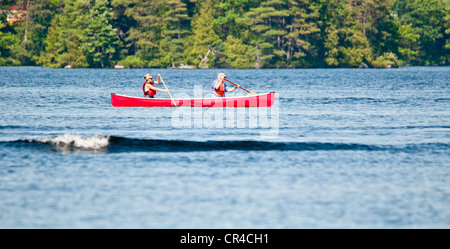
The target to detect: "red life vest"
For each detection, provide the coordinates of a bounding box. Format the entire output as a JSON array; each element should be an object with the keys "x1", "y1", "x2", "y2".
[
  {"x1": 143, "y1": 82, "x2": 157, "y2": 97},
  {"x1": 211, "y1": 81, "x2": 226, "y2": 97}
]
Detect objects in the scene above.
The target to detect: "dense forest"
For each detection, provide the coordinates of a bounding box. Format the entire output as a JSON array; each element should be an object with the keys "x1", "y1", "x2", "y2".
[{"x1": 0, "y1": 0, "x2": 448, "y2": 68}]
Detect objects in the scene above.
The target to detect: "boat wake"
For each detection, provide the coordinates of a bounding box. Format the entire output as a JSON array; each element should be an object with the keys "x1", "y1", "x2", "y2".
[
  {"x1": 38, "y1": 134, "x2": 110, "y2": 150},
  {"x1": 1, "y1": 134, "x2": 110, "y2": 154},
  {"x1": 1, "y1": 135, "x2": 449, "y2": 154}
]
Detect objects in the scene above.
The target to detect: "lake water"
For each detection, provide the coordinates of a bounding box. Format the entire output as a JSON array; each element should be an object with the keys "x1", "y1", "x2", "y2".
[{"x1": 0, "y1": 66, "x2": 449, "y2": 228}]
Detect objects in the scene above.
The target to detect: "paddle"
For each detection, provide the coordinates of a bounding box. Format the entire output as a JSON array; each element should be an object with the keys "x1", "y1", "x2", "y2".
[
  {"x1": 224, "y1": 78, "x2": 257, "y2": 95},
  {"x1": 159, "y1": 76, "x2": 177, "y2": 107}
]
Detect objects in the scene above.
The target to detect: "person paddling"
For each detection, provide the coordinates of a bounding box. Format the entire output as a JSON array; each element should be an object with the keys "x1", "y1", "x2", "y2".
[
  {"x1": 143, "y1": 73, "x2": 168, "y2": 98},
  {"x1": 211, "y1": 73, "x2": 239, "y2": 97}
]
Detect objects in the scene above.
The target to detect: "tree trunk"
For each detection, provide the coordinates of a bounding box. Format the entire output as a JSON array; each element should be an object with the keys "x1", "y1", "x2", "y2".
[
  {"x1": 255, "y1": 45, "x2": 261, "y2": 69},
  {"x1": 178, "y1": 18, "x2": 181, "y2": 40},
  {"x1": 24, "y1": 0, "x2": 30, "y2": 43},
  {"x1": 98, "y1": 47, "x2": 104, "y2": 68},
  {"x1": 287, "y1": 40, "x2": 292, "y2": 62},
  {"x1": 199, "y1": 49, "x2": 211, "y2": 69},
  {"x1": 363, "y1": 12, "x2": 366, "y2": 37}
]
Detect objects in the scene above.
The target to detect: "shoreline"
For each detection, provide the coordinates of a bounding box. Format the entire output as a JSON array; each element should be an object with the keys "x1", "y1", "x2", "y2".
[{"x1": 1, "y1": 65, "x2": 449, "y2": 70}]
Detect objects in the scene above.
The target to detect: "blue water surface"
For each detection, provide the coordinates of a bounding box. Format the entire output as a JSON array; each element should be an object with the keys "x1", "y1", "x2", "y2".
[{"x1": 0, "y1": 66, "x2": 449, "y2": 228}]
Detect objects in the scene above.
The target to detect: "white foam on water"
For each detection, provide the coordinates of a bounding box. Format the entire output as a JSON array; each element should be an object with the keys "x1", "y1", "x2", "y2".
[{"x1": 37, "y1": 134, "x2": 110, "y2": 150}]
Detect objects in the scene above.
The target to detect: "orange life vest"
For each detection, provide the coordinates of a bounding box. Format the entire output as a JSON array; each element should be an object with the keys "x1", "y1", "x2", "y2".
[
  {"x1": 211, "y1": 81, "x2": 226, "y2": 97},
  {"x1": 143, "y1": 82, "x2": 157, "y2": 97}
]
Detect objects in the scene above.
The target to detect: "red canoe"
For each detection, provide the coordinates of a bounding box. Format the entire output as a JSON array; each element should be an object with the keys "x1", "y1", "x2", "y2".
[{"x1": 111, "y1": 92, "x2": 275, "y2": 107}]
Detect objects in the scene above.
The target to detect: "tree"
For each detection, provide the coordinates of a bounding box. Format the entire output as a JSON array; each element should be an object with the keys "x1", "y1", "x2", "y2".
[
  {"x1": 285, "y1": 0, "x2": 321, "y2": 66},
  {"x1": 112, "y1": 0, "x2": 166, "y2": 66},
  {"x1": 3, "y1": 0, "x2": 32, "y2": 65},
  {"x1": 39, "y1": 0, "x2": 90, "y2": 68},
  {"x1": 184, "y1": 0, "x2": 220, "y2": 67},
  {"x1": 238, "y1": 0, "x2": 322, "y2": 67},
  {"x1": 81, "y1": 0, "x2": 120, "y2": 68},
  {"x1": 160, "y1": 0, "x2": 190, "y2": 66},
  {"x1": 397, "y1": 23, "x2": 420, "y2": 64},
  {"x1": 2, "y1": 0, "x2": 449, "y2": 68},
  {"x1": 215, "y1": 0, "x2": 259, "y2": 39},
  {"x1": 238, "y1": 0, "x2": 290, "y2": 67},
  {"x1": 0, "y1": 0, "x2": 61, "y2": 65},
  {"x1": 224, "y1": 34, "x2": 255, "y2": 68},
  {"x1": 349, "y1": 0, "x2": 400, "y2": 57},
  {"x1": 394, "y1": 0, "x2": 448, "y2": 64},
  {"x1": 444, "y1": 2, "x2": 450, "y2": 55},
  {"x1": 322, "y1": 0, "x2": 372, "y2": 67}
]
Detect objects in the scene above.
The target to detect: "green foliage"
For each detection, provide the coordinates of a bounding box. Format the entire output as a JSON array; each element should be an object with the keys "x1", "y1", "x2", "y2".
[
  {"x1": 0, "y1": 0, "x2": 448, "y2": 68},
  {"x1": 81, "y1": 0, "x2": 120, "y2": 68},
  {"x1": 160, "y1": 0, "x2": 190, "y2": 65},
  {"x1": 238, "y1": 1, "x2": 290, "y2": 67},
  {"x1": 444, "y1": 2, "x2": 450, "y2": 54},
  {"x1": 322, "y1": 0, "x2": 372, "y2": 67},
  {"x1": 372, "y1": 52, "x2": 399, "y2": 68},
  {"x1": 0, "y1": 0, "x2": 61, "y2": 66},
  {"x1": 397, "y1": 23, "x2": 420, "y2": 65},
  {"x1": 112, "y1": 0, "x2": 172, "y2": 66},
  {"x1": 446, "y1": 19, "x2": 450, "y2": 49},
  {"x1": 40, "y1": 1, "x2": 89, "y2": 67},
  {"x1": 224, "y1": 34, "x2": 255, "y2": 68},
  {"x1": 0, "y1": 29, "x2": 21, "y2": 65},
  {"x1": 184, "y1": 0, "x2": 220, "y2": 67},
  {"x1": 117, "y1": 55, "x2": 147, "y2": 68},
  {"x1": 394, "y1": 0, "x2": 448, "y2": 64},
  {"x1": 286, "y1": 0, "x2": 321, "y2": 64}
]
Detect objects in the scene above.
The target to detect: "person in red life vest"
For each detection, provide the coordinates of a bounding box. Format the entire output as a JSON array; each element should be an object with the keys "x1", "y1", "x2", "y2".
[
  {"x1": 211, "y1": 73, "x2": 239, "y2": 97},
  {"x1": 142, "y1": 73, "x2": 169, "y2": 98}
]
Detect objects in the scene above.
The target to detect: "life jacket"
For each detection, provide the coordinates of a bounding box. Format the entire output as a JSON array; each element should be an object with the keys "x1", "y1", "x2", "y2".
[
  {"x1": 211, "y1": 81, "x2": 226, "y2": 97},
  {"x1": 143, "y1": 82, "x2": 157, "y2": 97}
]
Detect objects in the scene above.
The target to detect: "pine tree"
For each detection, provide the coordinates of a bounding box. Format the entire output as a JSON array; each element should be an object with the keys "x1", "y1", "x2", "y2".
[
  {"x1": 285, "y1": 0, "x2": 321, "y2": 66},
  {"x1": 184, "y1": 0, "x2": 220, "y2": 67},
  {"x1": 160, "y1": 0, "x2": 190, "y2": 66},
  {"x1": 349, "y1": 0, "x2": 399, "y2": 57},
  {"x1": 224, "y1": 34, "x2": 255, "y2": 68},
  {"x1": 394, "y1": 0, "x2": 448, "y2": 64},
  {"x1": 39, "y1": 0, "x2": 89, "y2": 68},
  {"x1": 112, "y1": 0, "x2": 166, "y2": 66},
  {"x1": 322, "y1": 0, "x2": 372, "y2": 67},
  {"x1": 215, "y1": 0, "x2": 259, "y2": 39},
  {"x1": 0, "y1": 0, "x2": 61, "y2": 65},
  {"x1": 2, "y1": 0, "x2": 449, "y2": 68},
  {"x1": 238, "y1": 0, "x2": 322, "y2": 67},
  {"x1": 81, "y1": 0, "x2": 120, "y2": 68}
]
